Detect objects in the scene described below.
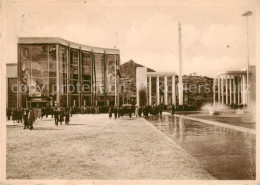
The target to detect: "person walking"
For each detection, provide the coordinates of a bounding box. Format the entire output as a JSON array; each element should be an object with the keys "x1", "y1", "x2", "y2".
[
  {"x1": 28, "y1": 109, "x2": 35, "y2": 130},
  {"x1": 23, "y1": 110, "x2": 29, "y2": 129},
  {"x1": 114, "y1": 105, "x2": 118, "y2": 119},
  {"x1": 65, "y1": 108, "x2": 70, "y2": 125},
  {"x1": 54, "y1": 108, "x2": 59, "y2": 126},
  {"x1": 59, "y1": 108, "x2": 64, "y2": 125},
  {"x1": 108, "y1": 106, "x2": 113, "y2": 118}
]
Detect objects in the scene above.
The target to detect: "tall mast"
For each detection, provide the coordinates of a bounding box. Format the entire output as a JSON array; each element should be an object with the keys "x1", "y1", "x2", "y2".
[{"x1": 178, "y1": 22, "x2": 183, "y2": 105}]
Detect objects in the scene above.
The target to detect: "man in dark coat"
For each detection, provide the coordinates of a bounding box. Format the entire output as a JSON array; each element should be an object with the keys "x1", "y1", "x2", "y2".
[
  {"x1": 59, "y1": 108, "x2": 64, "y2": 125},
  {"x1": 54, "y1": 108, "x2": 59, "y2": 126},
  {"x1": 109, "y1": 106, "x2": 113, "y2": 118},
  {"x1": 114, "y1": 105, "x2": 118, "y2": 119},
  {"x1": 65, "y1": 108, "x2": 70, "y2": 125},
  {"x1": 28, "y1": 109, "x2": 35, "y2": 130},
  {"x1": 23, "y1": 110, "x2": 29, "y2": 129}
]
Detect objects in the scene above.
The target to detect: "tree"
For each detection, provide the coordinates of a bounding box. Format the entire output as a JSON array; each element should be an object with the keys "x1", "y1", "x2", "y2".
[{"x1": 139, "y1": 88, "x2": 147, "y2": 107}]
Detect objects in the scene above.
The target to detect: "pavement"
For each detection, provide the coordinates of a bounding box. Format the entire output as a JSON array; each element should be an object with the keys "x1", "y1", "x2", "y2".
[{"x1": 6, "y1": 114, "x2": 215, "y2": 180}]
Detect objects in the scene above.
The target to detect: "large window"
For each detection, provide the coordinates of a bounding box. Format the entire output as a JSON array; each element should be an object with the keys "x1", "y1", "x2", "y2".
[
  {"x1": 94, "y1": 53, "x2": 104, "y2": 97},
  {"x1": 106, "y1": 54, "x2": 116, "y2": 95},
  {"x1": 19, "y1": 44, "x2": 57, "y2": 98},
  {"x1": 82, "y1": 52, "x2": 92, "y2": 98},
  {"x1": 59, "y1": 45, "x2": 68, "y2": 96},
  {"x1": 8, "y1": 78, "x2": 18, "y2": 108}
]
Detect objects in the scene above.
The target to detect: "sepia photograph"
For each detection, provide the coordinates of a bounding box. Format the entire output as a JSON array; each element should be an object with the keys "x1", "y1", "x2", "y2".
[{"x1": 0, "y1": 0, "x2": 259, "y2": 183}]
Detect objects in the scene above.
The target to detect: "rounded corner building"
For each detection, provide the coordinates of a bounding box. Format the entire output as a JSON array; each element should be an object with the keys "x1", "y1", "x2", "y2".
[{"x1": 13, "y1": 37, "x2": 120, "y2": 108}]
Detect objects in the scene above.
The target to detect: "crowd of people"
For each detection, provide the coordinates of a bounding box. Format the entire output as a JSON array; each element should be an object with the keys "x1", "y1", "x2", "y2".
[
  {"x1": 108, "y1": 104, "x2": 175, "y2": 119},
  {"x1": 6, "y1": 104, "x2": 175, "y2": 130}
]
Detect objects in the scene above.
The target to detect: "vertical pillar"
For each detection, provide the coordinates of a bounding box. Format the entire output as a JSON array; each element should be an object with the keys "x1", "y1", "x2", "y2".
[
  {"x1": 229, "y1": 77, "x2": 232, "y2": 105},
  {"x1": 56, "y1": 44, "x2": 60, "y2": 107},
  {"x1": 67, "y1": 45, "x2": 70, "y2": 107},
  {"x1": 226, "y1": 76, "x2": 228, "y2": 104},
  {"x1": 164, "y1": 76, "x2": 168, "y2": 105},
  {"x1": 233, "y1": 76, "x2": 237, "y2": 105},
  {"x1": 79, "y1": 47, "x2": 82, "y2": 107},
  {"x1": 114, "y1": 54, "x2": 117, "y2": 105},
  {"x1": 213, "y1": 78, "x2": 216, "y2": 106},
  {"x1": 172, "y1": 75, "x2": 176, "y2": 105},
  {"x1": 221, "y1": 77, "x2": 224, "y2": 104},
  {"x1": 238, "y1": 76, "x2": 241, "y2": 105},
  {"x1": 218, "y1": 77, "x2": 220, "y2": 103},
  {"x1": 149, "y1": 76, "x2": 152, "y2": 105},
  {"x1": 156, "y1": 76, "x2": 160, "y2": 105},
  {"x1": 242, "y1": 74, "x2": 246, "y2": 105},
  {"x1": 178, "y1": 22, "x2": 183, "y2": 106}
]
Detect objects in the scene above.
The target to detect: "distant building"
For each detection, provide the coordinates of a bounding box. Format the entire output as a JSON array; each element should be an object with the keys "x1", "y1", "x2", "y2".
[
  {"x1": 214, "y1": 66, "x2": 256, "y2": 107},
  {"x1": 136, "y1": 67, "x2": 214, "y2": 107}
]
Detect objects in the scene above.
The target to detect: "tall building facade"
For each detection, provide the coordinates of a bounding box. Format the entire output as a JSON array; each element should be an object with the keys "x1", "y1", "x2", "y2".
[{"x1": 7, "y1": 37, "x2": 120, "y2": 108}]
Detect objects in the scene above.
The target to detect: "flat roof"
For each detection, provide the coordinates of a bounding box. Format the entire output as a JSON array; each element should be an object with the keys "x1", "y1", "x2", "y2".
[
  {"x1": 18, "y1": 37, "x2": 120, "y2": 55},
  {"x1": 147, "y1": 72, "x2": 176, "y2": 77},
  {"x1": 217, "y1": 71, "x2": 247, "y2": 77}
]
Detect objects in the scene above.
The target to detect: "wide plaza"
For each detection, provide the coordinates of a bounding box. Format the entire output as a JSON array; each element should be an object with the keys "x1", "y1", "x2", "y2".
[{"x1": 7, "y1": 114, "x2": 215, "y2": 180}]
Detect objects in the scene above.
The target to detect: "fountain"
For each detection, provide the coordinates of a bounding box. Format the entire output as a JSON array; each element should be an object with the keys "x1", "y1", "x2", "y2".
[{"x1": 201, "y1": 103, "x2": 231, "y2": 115}]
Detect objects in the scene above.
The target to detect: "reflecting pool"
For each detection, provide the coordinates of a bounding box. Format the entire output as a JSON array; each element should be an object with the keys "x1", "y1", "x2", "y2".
[{"x1": 145, "y1": 115, "x2": 256, "y2": 180}]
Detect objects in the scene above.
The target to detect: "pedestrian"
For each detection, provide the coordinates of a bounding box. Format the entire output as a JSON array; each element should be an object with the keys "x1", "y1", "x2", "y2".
[
  {"x1": 65, "y1": 108, "x2": 70, "y2": 125},
  {"x1": 59, "y1": 108, "x2": 64, "y2": 125},
  {"x1": 54, "y1": 108, "x2": 59, "y2": 126},
  {"x1": 109, "y1": 106, "x2": 113, "y2": 118},
  {"x1": 28, "y1": 109, "x2": 35, "y2": 130},
  {"x1": 114, "y1": 105, "x2": 118, "y2": 119},
  {"x1": 138, "y1": 107, "x2": 142, "y2": 117},
  {"x1": 135, "y1": 106, "x2": 138, "y2": 117},
  {"x1": 23, "y1": 110, "x2": 29, "y2": 129}
]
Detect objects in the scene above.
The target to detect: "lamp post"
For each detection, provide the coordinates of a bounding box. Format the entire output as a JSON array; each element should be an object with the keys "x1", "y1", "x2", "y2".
[{"x1": 242, "y1": 11, "x2": 252, "y2": 106}]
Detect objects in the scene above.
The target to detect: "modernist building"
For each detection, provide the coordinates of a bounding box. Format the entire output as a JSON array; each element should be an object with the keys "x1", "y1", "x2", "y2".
[
  {"x1": 213, "y1": 66, "x2": 256, "y2": 106},
  {"x1": 6, "y1": 37, "x2": 120, "y2": 108}
]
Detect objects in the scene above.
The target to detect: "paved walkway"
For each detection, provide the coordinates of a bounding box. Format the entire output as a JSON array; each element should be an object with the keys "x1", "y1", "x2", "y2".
[{"x1": 7, "y1": 114, "x2": 215, "y2": 180}]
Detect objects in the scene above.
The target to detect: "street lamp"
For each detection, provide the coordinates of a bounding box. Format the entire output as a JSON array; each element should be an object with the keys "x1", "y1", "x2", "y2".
[{"x1": 242, "y1": 11, "x2": 252, "y2": 106}]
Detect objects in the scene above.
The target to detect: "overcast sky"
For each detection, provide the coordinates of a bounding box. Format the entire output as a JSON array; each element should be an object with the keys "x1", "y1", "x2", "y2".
[{"x1": 1, "y1": 0, "x2": 258, "y2": 77}]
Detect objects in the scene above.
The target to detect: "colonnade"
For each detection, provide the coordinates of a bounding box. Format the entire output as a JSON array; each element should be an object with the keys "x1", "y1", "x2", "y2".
[
  {"x1": 213, "y1": 74, "x2": 248, "y2": 106},
  {"x1": 147, "y1": 75, "x2": 177, "y2": 106}
]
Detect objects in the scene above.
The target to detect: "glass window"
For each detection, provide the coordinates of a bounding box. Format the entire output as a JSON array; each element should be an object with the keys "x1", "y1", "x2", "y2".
[
  {"x1": 82, "y1": 81, "x2": 91, "y2": 94},
  {"x1": 69, "y1": 80, "x2": 79, "y2": 94},
  {"x1": 59, "y1": 46, "x2": 67, "y2": 63},
  {"x1": 49, "y1": 45, "x2": 57, "y2": 62},
  {"x1": 31, "y1": 62, "x2": 48, "y2": 78},
  {"x1": 60, "y1": 95, "x2": 67, "y2": 107},
  {"x1": 31, "y1": 45, "x2": 48, "y2": 61},
  {"x1": 60, "y1": 62, "x2": 67, "y2": 78},
  {"x1": 82, "y1": 95, "x2": 91, "y2": 106},
  {"x1": 70, "y1": 95, "x2": 79, "y2": 106},
  {"x1": 49, "y1": 62, "x2": 56, "y2": 77},
  {"x1": 20, "y1": 45, "x2": 31, "y2": 62},
  {"x1": 30, "y1": 78, "x2": 48, "y2": 96},
  {"x1": 82, "y1": 66, "x2": 91, "y2": 80},
  {"x1": 70, "y1": 50, "x2": 79, "y2": 80},
  {"x1": 82, "y1": 52, "x2": 91, "y2": 66},
  {"x1": 82, "y1": 52, "x2": 92, "y2": 81},
  {"x1": 106, "y1": 54, "x2": 116, "y2": 85},
  {"x1": 21, "y1": 62, "x2": 31, "y2": 79},
  {"x1": 95, "y1": 81, "x2": 103, "y2": 96},
  {"x1": 49, "y1": 78, "x2": 57, "y2": 95},
  {"x1": 60, "y1": 78, "x2": 67, "y2": 94}
]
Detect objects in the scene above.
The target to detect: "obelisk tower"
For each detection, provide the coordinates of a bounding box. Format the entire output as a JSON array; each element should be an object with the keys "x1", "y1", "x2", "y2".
[{"x1": 178, "y1": 22, "x2": 183, "y2": 105}]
